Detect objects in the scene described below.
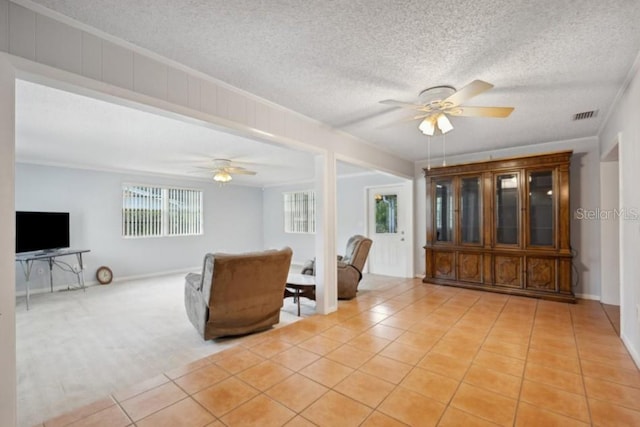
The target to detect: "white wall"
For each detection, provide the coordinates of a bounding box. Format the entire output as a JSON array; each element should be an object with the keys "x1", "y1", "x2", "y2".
[
  {"x1": 263, "y1": 171, "x2": 406, "y2": 266},
  {"x1": 600, "y1": 57, "x2": 640, "y2": 366},
  {"x1": 414, "y1": 137, "x2": 602, "y2": 299},
  {"x1": 15, "y1": 163, "x2": 264, "y2": 293}
]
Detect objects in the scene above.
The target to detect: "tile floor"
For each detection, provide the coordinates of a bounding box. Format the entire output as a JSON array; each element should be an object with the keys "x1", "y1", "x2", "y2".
[
  {"x1": 602, "y1": 303, "x2": 621, "y2": 336},
  {"x1": 37, "y1": 278, "x2": 640, "y2": 426}
]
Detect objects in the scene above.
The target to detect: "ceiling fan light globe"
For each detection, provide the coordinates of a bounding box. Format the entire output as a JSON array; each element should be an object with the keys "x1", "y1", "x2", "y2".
[
  {"x1": 437, "y1": 114, "x2": 454, "y2": 134},
  {"x1": 418, "y1": 118, "x2": 435, "y2": 136},
  {"x1": 213, "y1": 171, "x2": 232, "y2": 182}
]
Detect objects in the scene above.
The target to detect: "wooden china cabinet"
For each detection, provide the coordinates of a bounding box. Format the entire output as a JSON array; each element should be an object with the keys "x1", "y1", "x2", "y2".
[{"x1": 423, "y1": 151, "x2": 574, "y2": 302}]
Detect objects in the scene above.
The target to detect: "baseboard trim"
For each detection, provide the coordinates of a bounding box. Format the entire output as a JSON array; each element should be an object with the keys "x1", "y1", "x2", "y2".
[
  {"x1": 621, "y1": 333, "x2": 640, "y2": 369},
  {"x1": 575, "y1": 293, "x2": 600, "y2": 301},
  {"x1": 16, "y1": 266, "x2": 200, "y2": 297},
  {"x1": 110, "y1": 267, "x2": 200, "y2": 284}
]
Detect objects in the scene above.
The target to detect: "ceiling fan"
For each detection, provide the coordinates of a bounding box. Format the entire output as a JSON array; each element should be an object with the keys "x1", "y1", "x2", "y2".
[
  {"x1": 209, "y1": 159, "x2": 257, "y2": 183},
  {"x1": 380, "y1": 80, "x2": 514, "y2": 136}
]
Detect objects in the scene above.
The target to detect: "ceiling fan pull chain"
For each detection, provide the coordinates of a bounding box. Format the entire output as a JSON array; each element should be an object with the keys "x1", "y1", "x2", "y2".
[
  {"x1": 427, "y1": 136, "x2": 431, "y2": 170},
  {"x1": 442, "y1": 133, "x2": 447, "y2": 167}
]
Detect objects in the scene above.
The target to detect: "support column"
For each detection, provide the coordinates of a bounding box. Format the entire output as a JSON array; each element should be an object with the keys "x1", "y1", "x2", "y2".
[
  {"x1": 314, "y1": 152, "x2": 337, "y2": 314},
  {"x1": 0, "y1": 54, "x2": 16, "y2": 427}
]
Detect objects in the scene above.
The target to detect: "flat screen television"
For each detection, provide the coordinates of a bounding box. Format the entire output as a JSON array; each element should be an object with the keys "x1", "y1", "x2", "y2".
[{"x1": 15, "y1": 211, "x2": 70, "y2": 253}]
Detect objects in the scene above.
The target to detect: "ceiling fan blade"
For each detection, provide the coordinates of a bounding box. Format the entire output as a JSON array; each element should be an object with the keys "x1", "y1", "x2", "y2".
[
  {"x1": 448, "y1": 106, "x2": 514, "y2": 118},
  {"x1": 443, "y1": 80, "x2": 494, "y2": 107},
  {"x1": 227, "y1": 168, "x2": 257, "y2": 175},
  {"x1": 379, "y1": 99, "x2": 427, "y2": 110},
  {"x1": 409, "y1": 113, "x2": 432, "y2": 121}
]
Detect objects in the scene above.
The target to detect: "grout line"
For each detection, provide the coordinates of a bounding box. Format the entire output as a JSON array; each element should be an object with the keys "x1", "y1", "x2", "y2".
[
  {"x1": 512, "y1": 297, "x2": 539, "y2": 426},
  {"x1": 575, "y1": 302, "x2": 594, "y2": 425},
  {"x1": 600, "y1": 302, "x2": 621, "y2": 336}
]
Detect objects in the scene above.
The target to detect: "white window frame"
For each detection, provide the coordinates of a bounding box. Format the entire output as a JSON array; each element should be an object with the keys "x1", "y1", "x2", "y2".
[
  {"x1": 284, "y1": 190, "x2": 316, "y2": 234},
  {"x1": 122, "y1": 183, "x2": 203, "y2": 238}
]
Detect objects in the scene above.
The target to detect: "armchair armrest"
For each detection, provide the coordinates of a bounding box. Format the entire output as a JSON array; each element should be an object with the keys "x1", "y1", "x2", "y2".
[
  {"x1": 337, "y1": 262, "x2": 362, "y2": 299},
  {"x1": 184, "y1": 272, "x2": 208, "y2": 337},
  {"x1": 301, "y1": 259, "x2": 315, "y2": 276},
  {"x1": 185, "y1": 272, "x2": 202, "y2": 291}
]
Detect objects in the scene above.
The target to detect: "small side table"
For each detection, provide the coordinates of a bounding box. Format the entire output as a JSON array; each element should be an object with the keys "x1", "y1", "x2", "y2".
[
  {"x1": 15, "y1": 248, "x2": 90, "y2": 310},
  {"x1": 284, "y1": 273, "x2": 316, "y2": 316}
]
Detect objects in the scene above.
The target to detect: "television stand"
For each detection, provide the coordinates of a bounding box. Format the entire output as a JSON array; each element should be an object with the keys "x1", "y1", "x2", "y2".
[{"x1": 15, "y1": 249, "x2": 90, "y2": 310}]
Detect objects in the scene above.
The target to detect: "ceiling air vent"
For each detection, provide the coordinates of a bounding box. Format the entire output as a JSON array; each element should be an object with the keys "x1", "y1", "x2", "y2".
[{"x1": 572, "y1": 110, "x2": 598, "y2": 121}]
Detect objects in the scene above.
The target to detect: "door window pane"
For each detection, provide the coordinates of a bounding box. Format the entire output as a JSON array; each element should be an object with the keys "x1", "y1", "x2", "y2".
[
  {"x1": 375, "y1": 194, "x2": 397, "y2": 233},
  {"x1": 496, "y1": 174, "x2": 519, "y2": 245},
  {"x1": 529, "y1": 171, "x2": 554, "y2": 246},
  {"x1": 435, "y1": 179, "x2": 454, "y2": 242},
  {"x1": 461, "y1": 177, "x2": 481, "y2": 244}
]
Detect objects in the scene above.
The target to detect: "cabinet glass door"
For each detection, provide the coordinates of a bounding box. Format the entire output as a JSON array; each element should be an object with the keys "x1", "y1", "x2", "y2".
[
  {"x1": 460, "y1": 176, "x2": 481, "y2": 244},
  {"x1": 528, "y1": 170, "x2": 554, "y2": 246},
  {"x1": 435, "y1": 179, "x2": 454, "y2": 242},
  {"x1": 496, "y1": 173, "x2": 519, "y2": 245}
]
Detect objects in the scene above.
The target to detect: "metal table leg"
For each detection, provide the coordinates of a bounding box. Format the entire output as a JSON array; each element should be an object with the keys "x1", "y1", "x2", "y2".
[
  {"x1": 18, "y1": 260, "x2": 33, "y2": 310},
  {"x1": 76, "y1": 252, "x2": 86, "y2": 291},
  {"x1": 48, "y1": 257, "x2": 54, "y2": 293}
]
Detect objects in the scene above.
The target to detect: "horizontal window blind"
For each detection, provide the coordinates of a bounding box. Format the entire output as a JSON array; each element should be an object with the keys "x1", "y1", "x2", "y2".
[
  {"x1": 122, "y1": 185, "x2": 202, "y2": 238},
  {"x1": 284, "y1": 190, "x2": 316, "y2": 234}
]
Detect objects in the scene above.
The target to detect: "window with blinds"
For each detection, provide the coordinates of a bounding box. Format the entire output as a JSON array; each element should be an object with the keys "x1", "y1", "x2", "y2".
[
  {"x1": 122, "y1": 184, "x2": 203, "y2": 237},
  {"x1": 284, "y1": 190, "x2": 316, "y2": 233}
]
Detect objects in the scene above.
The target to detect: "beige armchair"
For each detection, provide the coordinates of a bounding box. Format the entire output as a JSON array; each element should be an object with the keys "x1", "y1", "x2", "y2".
[
  {"x1": 184, "y1": 247, "x2": 292, "y2": 340},
  {"x1": 301, "y1": 235, "x2": 372, "y2": 299}
]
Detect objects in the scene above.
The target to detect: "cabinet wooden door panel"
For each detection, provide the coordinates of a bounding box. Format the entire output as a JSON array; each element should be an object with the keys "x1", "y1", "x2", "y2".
[
  {"x1": 526, "y1": 257, "x2": 556, "y2": 291},
  {"x1": 433, "y1": 251, "x2": 455, "y2": 279},
  {"x1": 458, "y1": 252, "x2": 483, "y2": 283},
  {"x1": 494, "y1": 255, "x2": 522, "y2": 288}
]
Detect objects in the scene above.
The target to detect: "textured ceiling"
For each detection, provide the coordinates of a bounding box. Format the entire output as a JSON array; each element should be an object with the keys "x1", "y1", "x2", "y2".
[{"x1": 24, "y1": 0, "x2": 640, "y2": 161}]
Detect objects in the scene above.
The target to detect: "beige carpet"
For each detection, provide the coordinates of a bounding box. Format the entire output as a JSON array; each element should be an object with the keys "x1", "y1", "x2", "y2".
[{"x1": 15, "y1": 271, "x2": 309, "y2": 427}]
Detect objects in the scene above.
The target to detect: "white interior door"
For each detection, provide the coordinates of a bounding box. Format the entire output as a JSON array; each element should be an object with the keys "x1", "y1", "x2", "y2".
[{"x1": 367, "y1": 185, "x2": 411, "y2": 277}]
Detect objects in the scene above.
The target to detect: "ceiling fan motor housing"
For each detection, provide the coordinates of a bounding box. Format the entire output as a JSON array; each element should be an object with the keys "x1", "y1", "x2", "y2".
[{"x1": 418, "y1": 85, "x2": 456, "y2": 105}]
